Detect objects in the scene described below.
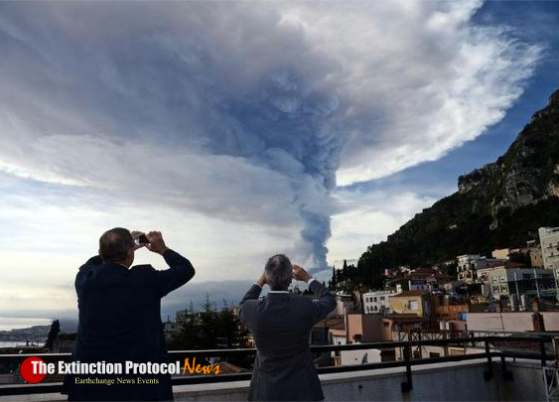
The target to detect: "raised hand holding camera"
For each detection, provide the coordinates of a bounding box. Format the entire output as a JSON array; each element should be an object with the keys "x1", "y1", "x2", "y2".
[
  {"x1": 131, "y1": 231, "x2": 148, "y2": 250},
  {"x1": 145, "y1": 231, "x2": 169, "y2": 255},
  {"x1": 256, "y1": 272, "x2": 267, "y2": 287},
  {"x1": 292, "y1": 265, "x2": 312, "y2": 282}
]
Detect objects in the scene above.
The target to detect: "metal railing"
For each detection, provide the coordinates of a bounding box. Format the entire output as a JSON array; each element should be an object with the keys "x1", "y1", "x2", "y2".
[{"x1": 0, "y1": 334, "x2": 553, "y2": 397}]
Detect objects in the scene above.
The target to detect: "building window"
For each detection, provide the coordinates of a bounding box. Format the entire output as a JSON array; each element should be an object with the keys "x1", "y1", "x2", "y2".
[
  {"x1": 373, "y1": 297, "x2": 377, "y2": 302},
  {"x1": 499, "y1": 275, "x2": 506, "y2": 282},
  {"x1": 492, "y1": 277, "x2": 498, "y2": 284},
  {"x1": 409, "y1": 300, "x2": 419, "y2": 310},
  {"x1": 492, "y1": 286, "x2": 499, "y2": 294},
  {"x1": 380, "y1": 296, "x2": 385, "y2": 301}
]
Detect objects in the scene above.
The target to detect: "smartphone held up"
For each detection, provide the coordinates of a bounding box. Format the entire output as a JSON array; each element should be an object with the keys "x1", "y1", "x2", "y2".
[{"x1": 135, "y1": 234, "x2": 150, "y2": 246}]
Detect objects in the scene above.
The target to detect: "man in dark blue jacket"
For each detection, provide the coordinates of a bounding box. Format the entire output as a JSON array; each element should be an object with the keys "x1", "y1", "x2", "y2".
[{"x1": 68, "y1": 228, "x2": 195, "y2": 401}]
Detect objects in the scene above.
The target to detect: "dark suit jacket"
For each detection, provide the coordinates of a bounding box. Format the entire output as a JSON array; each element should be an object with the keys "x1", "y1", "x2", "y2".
[
  {"x1": 239, "y1": 281, "x2": 336, "y2": 401},
  {"x1": 67, "y1": 249, "x2": 194, "y2": 401}
]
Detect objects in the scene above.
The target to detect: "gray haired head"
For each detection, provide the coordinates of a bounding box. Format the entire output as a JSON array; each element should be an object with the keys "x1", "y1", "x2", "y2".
[{"x1": 265, "y1": 254, "x2": 293, "y2": 291}]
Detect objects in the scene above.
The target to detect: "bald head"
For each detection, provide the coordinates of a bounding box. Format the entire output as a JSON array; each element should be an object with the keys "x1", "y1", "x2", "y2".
[{"x1": 99, "y1": 227, "x2": 135, "y2": 265}]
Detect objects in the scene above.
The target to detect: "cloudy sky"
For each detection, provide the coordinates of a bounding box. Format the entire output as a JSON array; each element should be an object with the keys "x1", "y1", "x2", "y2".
[{"x1": 1, "y1": 0, "x2": 558, "y2": 330}]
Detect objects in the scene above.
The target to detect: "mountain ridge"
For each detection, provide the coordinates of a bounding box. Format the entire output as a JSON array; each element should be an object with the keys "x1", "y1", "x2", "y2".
[{"x1": 357, "y1": 88, "x2": 559, "y2": 287}]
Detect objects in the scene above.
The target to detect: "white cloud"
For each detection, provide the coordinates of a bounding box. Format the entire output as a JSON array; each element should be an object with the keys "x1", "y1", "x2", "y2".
[
  {"x1": 0, "y1": 0, "x2": 542, "y2": 308},
  {"x1": 327, "y1": 189, "x2": 437, "y2": 263},
  {"x1": 286, "y1": 0, "x2": 542, "y2": 184},
  {"x1": 0, "y1": 191, "x2": 296, "y2": 281},
  {"x1": 0, "y1": 189, "x2": 297, "y2": 316}
]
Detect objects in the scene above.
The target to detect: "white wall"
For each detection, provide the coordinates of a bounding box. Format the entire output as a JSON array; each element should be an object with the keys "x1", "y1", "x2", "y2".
[
  {"x1": 467, "y1": 311, "x2": 559, "y2": 332},
  {"x1": 340, "y1": 349, "x2": 382, "y2": 366}
]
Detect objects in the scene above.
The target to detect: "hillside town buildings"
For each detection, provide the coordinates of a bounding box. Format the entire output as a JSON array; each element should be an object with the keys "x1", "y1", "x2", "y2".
[{"x1": 305, "y1": 227, "x2": 559, "y2": 368}]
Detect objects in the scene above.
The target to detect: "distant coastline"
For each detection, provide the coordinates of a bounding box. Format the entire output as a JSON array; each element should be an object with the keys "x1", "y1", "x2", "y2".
[
  {"x1": 0, "y1": 317, "x2": 52, "y2": 332},
  {"x1": 0, "y1": 324, "x2": 50, "y2": 347},
  {"x1": 0, "y1": 341, "x2": 29, "y2": 348}
]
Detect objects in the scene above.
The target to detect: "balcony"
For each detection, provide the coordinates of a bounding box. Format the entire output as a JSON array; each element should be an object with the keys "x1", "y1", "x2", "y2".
[{"x1": 0, "y1": 335, "x2": 553, "y2": 401}]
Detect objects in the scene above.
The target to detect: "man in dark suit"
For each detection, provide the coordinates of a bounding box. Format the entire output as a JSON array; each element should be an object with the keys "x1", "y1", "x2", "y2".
[
  {"x1": 239, "y1": 254, "x2": 336, "y2": 401},
  {"x1": 68, "y1": 228, "x2": 195, "y2": 401}
]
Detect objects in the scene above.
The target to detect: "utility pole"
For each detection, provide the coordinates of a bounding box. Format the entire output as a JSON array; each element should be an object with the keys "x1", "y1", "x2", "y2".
[
  {"x1": 534, "y1": 269, "x2": 541, "y2": 299},
  {"x1": 514, "y1": 272, "x2": 520, "y2": 298}
]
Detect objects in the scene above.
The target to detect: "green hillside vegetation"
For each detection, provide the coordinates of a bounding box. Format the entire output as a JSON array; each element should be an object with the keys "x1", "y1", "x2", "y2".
[{"x1": 356, "y1": 88, "x2": 559, "y2": 290}]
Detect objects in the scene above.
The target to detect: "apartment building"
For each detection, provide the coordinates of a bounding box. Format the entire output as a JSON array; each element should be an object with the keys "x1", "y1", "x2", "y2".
[
  {"x1": 362, "y1": 290, "x2": 394, "y2": 314},
  {"x1": 457, "y1": 254, "x2": 506, "y2": 283},
  {"x1": 539, "y1": 226, "x2": 559, "y2": 300},
  {"x1": 483, "y1": 266, "x2": 554, "y2": 301}
]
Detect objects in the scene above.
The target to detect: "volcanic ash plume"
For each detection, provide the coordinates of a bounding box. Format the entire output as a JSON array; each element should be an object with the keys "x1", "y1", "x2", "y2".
[{"x1": 0, "y1": 1, "x2": 541, "y2": 269}]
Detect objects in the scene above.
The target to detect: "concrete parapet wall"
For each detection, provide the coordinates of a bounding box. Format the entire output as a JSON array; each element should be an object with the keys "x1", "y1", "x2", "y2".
[{"x1": 0, "y1": 359, "x2": 547, "y2": 401}]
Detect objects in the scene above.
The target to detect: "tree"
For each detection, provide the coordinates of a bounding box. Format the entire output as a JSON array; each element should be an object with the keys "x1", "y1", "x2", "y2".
[
  {"x1": 509, "y1": 252, "x2": 530, "y2": 266},
  {"x1": 331, "y1": 265, "x2": 337, "y2": 288},
  {"x1": 167, "y1": 296, "x2": 250, "y2": 355},
  {"x1": 44, "y1": 320, "x2": 60, "y2": 350},
  {"x1": 441, "y1": 261, "x2": 458, "y2": 277}
]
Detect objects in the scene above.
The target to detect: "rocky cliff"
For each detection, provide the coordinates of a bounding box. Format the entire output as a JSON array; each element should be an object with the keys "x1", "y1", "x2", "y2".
[
  {"x1": 358, "y1": 88, "x2": 559, "y2": 282},
  {"x1": 457, "y1": 88, "x2": 559, "y2": 227}
]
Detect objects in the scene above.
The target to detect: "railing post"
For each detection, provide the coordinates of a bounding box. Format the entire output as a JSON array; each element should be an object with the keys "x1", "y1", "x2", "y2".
[
  {"x1": 500, "y1": 355, "x2": 513, "y2": 381},
  {"x1": 483, "y1": 339, "x2": 493, "y2": 381},
  {"x1": 541, "y1": 339, "x2": 548, "y2": 368},
  {"x1": 401, "y1": 343, "x2": 413, "y2": 393}
]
